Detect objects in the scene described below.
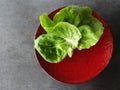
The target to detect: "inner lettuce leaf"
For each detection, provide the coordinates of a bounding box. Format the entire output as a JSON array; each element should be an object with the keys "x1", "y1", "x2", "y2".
[
  {"x1": 35, "y1": 22, "x2": 81, "y2": 63},
  {"x1": 35, "y1": 5, "x2": 104, "y2": 63}
]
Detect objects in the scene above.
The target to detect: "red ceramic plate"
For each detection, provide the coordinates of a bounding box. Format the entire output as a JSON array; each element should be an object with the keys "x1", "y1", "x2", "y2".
[{"x1": 34, "y1": 7, "x2": 113, "y2": 84}]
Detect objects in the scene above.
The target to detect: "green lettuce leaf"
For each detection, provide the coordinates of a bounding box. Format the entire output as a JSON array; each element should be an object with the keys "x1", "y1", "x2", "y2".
[
  {"x1": 53, "y1": 5, "x2": 92, "y2": 27},
  {"x1": 78, "y1": 16, "x2": 104, "y2": 50},
  {"x1": 40, "y1": 13, "x2": 55, "y2": 33},
  {"x1": 35, "y1": 22, "x2": 81, "y2": 63},
  {"x1": 35, "y1": 34, "x2": 68, "y2": 63}
]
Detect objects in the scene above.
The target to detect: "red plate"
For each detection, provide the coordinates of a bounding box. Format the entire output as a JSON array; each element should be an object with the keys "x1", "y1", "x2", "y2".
[{"x1": 34, "y1": 7, "x2": 113, "y2": 84}]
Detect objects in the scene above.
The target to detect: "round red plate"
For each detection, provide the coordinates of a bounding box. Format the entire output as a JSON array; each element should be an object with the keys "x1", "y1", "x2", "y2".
[{"x1": 34, "y1": 7, "x2": 113, "y2": 84}]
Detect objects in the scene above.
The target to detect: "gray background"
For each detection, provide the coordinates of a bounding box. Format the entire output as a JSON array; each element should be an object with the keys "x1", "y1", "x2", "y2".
[{"x1": 0, "y1": 0, "x2": 120, "y2": 90}]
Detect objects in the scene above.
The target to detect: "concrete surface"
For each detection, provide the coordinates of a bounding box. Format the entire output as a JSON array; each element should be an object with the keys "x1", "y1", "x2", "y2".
[{"x1": 0, "y1": 0, "x2": 120, "y2": 90}]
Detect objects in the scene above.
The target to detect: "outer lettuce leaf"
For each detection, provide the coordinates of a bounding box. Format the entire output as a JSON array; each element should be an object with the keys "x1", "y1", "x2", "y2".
[
  {"x1": 40, "y1": 13, "x2": 55, "y2": 33},
  {"x1": 35, "y1": 22, "x2": 81, "y2": 63},
  {"x1": 35, "y1": 34, "x2": 68, "y2": 63},
  {"x1": 78, "y1": 15, "x2": 104, "y2": 50},
  {"x1": 53, "y1": 5, "x2": 92, "y2": 27}
]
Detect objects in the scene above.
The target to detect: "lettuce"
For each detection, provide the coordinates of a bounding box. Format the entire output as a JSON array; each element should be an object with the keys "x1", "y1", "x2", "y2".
[{"x1": 34, "y1": 5, "x2": 104, "y2": 63}]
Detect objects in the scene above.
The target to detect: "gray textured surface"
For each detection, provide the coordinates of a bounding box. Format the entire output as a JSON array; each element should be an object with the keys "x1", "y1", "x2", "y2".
[{"x1": 0, "y1": 0, "x2": 120, "y2": 90}]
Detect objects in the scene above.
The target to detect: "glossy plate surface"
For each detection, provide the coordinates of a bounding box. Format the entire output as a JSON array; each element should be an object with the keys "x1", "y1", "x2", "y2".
[{"x1": 34, "y1": 7, "x2": 113, "y2": 84}]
